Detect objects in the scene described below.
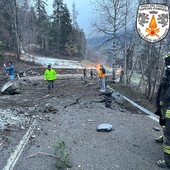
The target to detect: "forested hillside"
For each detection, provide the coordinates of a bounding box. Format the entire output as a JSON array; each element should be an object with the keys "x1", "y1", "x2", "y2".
[
  {"x1": 0, "y1": 0, "x2": 86, "y2": 59},
  {"x1": 0, "y1": 0, "x2": 170, "y2": 102}
]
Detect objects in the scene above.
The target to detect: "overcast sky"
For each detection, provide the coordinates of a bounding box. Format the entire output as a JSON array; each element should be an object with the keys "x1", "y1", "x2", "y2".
[{"x1": 46, "y1": 0, "x2": 93, "y2": 37}]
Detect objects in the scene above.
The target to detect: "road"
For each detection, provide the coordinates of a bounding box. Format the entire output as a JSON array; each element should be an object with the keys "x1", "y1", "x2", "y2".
[{"x1": 0, "y1": 76, "x2": 166, "y2": 170}]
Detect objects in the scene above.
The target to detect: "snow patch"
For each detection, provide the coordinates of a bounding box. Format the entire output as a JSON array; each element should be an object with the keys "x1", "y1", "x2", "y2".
[{"x1": 20, "y1": 54, "x2": 84, "y2": 69}]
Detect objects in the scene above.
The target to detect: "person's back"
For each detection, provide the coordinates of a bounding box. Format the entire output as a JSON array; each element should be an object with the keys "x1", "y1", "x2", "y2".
[
  {"x1": 90, "y1": 68, "x2": 94, "y2": 77},
  {"x1": 83, "y1": 68, "x2": 87, "y2": 77}
]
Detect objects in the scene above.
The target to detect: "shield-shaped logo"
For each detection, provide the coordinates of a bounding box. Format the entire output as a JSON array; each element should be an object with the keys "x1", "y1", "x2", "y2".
[{"x1": 136, "y1": 4, "x2": 169, "y2": 43}]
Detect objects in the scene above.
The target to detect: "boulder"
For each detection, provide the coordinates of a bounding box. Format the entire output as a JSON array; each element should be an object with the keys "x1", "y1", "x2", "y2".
[
  {"x1": 97, "y1": 124, "x2": 113, "y2": 132},
  {"x1": 111, "y1": 91, "x2": 124, "y2": 105},
  {"x1": 1, "y1": 80, "x2": 20, "y2": 94}
]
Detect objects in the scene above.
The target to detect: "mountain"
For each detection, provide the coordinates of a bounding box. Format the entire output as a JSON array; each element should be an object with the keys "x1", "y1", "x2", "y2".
[{"x1": 86, "y1": 28, "x2": 135, "y2": 50}]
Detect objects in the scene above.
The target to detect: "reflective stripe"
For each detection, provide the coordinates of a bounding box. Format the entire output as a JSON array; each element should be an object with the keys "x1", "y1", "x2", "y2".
[
  {"x1": 166, "y1": 110, "x2": 170, "y2": 114},
  {"x1": 165, "y1": 54, "x2": 170, "y2": 58},
  {"x1": 164, "y1": 144, "x2": 170, "y2": 150},
  {"x1": 164, "y1": 144, "x2": 170, "y2": 154},
  {"x1": 166, "y1": 110, "x2": 170, "y2": 118}
]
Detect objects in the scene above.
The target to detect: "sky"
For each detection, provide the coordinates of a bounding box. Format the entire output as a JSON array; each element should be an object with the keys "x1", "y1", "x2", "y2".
[{"x1": 46, "y1": 0, "x2": 93, "y2": 37}]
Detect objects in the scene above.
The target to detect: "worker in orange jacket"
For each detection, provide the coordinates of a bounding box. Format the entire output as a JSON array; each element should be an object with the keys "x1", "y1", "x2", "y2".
[{"x1": 98, "y1": 65, "x2": 106, "y2": 92}]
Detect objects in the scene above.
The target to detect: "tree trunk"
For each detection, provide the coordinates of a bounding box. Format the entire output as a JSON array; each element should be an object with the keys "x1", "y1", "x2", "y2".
[
  {"x1": 123, "y1": 0, "x2": 128, "y2": 85},
  {"x1": 149, "y1": 42, "x2": 162, "y2": 102},
  {"x1": 146, "y1": 43, "x2": 152, "y2": 99},
  {"x1": 13, "y1": 0, "x2": 21, "y2": 60}
]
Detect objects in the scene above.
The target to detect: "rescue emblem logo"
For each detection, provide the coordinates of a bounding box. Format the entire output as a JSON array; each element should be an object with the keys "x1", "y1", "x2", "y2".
[{"x1": 136, "y1": 4, "x2": 169, "y2": 43}]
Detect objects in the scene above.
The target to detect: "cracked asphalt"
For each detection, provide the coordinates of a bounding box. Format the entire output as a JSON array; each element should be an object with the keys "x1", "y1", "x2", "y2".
[{"x1": 0, "y1": 76, "x2": 166, "y2": 170}]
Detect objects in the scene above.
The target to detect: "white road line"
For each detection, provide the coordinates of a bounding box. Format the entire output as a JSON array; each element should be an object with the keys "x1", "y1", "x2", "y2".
[
  {"x1": 2, "y1": 120, "x2": 37, "y2": 170},
  {"x1": 107, "y1": 86, "x2": 159, "y2": 122},
  {"x1": 2, "y1": 86, "x2": 159, "y2": 170}
]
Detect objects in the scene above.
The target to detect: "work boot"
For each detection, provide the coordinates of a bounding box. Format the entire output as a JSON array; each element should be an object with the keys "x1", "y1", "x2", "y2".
[
  {"x1": 155, "y1": 135, "x2": 163, "y2": 143},
  {"x1": 157, "y1": 160, "x2": 169, "y2": 168}
]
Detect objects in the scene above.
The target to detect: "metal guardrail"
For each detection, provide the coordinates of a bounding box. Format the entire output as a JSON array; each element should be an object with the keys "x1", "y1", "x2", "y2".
[{"x1": 107, "y1": 85, "x2": 159, "y2": 122}]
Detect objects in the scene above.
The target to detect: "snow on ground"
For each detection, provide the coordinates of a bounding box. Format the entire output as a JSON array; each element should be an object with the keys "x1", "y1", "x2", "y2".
[
  {"x1": 21, "y1": 54, "x2": 84, "y2": 69},
  {"x1": 20, "y1": 54, "x2": 113, "y2": 73},
  {"x1": 35, "y1": 57, "x2": 84, "y2": 69}
]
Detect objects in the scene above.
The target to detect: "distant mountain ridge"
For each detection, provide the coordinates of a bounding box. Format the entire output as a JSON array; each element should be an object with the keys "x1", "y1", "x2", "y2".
[{"x1": 87, "y1": 29, "x2": 134, "y2": 50}]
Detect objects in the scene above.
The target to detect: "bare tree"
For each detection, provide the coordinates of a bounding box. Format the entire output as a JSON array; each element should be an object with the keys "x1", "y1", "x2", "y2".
[
  {"x1": 122, "y1": 0, "x2": 136, "y2": 84},
  {"x1": 91, "y1": 0, "x2": 136, "y2": 83},
  {"x1": 91, "y1": 0, "x2": 126, "y2": 48}
]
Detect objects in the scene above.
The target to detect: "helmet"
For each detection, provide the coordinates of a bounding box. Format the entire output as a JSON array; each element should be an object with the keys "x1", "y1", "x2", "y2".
[{"x1": 165, "y1": 53, "x2": 170, "y2": 67}]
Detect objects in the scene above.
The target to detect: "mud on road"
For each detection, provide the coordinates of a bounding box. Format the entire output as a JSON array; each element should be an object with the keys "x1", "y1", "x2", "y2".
[{"x1": 0, "y1": 76, "x2": 160, "y2": 170}]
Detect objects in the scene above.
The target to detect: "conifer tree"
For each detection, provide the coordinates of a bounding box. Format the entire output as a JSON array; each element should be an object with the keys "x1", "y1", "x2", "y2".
[{"x1": 34, "y1": 0, "x2": 49, "y2": 51}]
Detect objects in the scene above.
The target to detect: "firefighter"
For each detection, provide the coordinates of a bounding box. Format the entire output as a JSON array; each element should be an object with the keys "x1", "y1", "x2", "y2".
[
  {"x1": 157, "y1": 52, "x2": 170, "y2": 168},
  {"x1": 155, "y1": 76, "x2": 166, "y2": 143}
]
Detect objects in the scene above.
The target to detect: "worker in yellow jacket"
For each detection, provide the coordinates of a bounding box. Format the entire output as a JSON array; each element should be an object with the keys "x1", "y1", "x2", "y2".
[{"x1": 44, "y1": 64, "x2": 57, "y2": 93}]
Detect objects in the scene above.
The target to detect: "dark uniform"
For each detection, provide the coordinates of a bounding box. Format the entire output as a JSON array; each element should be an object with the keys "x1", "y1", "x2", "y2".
[
  {"x1": 83, "y1": 68, "x2": 87, "y2": 77},
  {"x1": 155, "y1": 76, "x2": 167, "y2": 143},
  {"x1": 157, "y1": 53, "x2": 170, "y2": 168}
]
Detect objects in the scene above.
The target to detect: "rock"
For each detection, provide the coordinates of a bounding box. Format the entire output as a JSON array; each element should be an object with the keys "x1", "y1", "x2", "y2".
[
  {"x1": 1, "y1": 80, "x2": 20, "y2": 94},
  {"x1": 21, "y1": 126, "x2": 25, "y2": 130},
  {"x1": 31, "y1": 135, "x2": 36, "y2": 138},
  {"x1": 43, "y1": 104, "x2": 57, "y2": 113},
  {"x1": 97, "y1": 124, "x2": 113, "y2": 132},
  {"x1": 111, "y1": 92, "x2": 124, "y2": 105}
]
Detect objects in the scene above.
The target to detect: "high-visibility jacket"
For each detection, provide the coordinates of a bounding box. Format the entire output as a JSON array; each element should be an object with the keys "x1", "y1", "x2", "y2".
[
  {"x1": 165, "y1": 53, "x2": 170, "y2": 67},
  {"x1": 44, "y1": 69, "x2": 57, "y2": 80},
  {"x1": 98, "y1": 68, "x2": 106, "y2": 78}
]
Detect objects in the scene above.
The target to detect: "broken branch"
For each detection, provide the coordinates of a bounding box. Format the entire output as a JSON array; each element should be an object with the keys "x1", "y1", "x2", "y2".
[{"x1": 28, "y1": 151, "x2": 61, "y2": 160}]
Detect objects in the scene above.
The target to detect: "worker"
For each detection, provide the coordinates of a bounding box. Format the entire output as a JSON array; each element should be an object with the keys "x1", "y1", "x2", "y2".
[
  {"x1": 44, "y1": 65, "x2": 57, "y2": 93},
  {"x1": 155, "y1": 76, "x2": 166, "y2": 144},
  {"x1": 4, "y1": 61, "x2": 15, "y2": 80},
  {"x1": 83, "y1": 68, "x2": 87, "y2": 78},
  {"x1": 90, "y1": 68, "x2": 94, "y2": 78},
  {"x1": 157, "y1": 52, "x2": 170, "y2": 168},
  {"x1": 98, "y1": 64, "x2": 106, "y2": 92}
]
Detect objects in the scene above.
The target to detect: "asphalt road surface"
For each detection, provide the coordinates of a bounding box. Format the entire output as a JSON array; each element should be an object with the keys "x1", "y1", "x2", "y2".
[{"x1": 0, "y1": 76, "x2": 166, "y2": 170}]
